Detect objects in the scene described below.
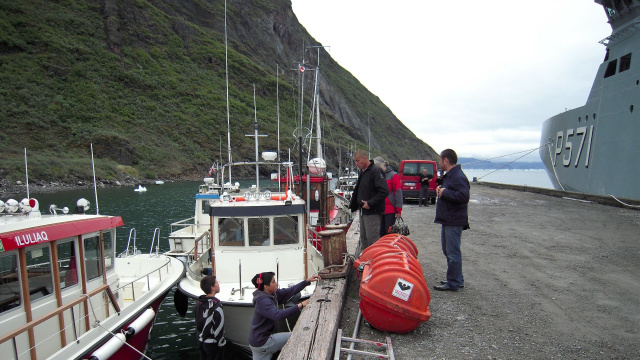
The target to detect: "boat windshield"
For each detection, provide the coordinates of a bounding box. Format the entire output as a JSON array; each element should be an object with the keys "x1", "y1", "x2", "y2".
[{"x1": 218, "y1": 215, "x2": 300, "y2": 247}]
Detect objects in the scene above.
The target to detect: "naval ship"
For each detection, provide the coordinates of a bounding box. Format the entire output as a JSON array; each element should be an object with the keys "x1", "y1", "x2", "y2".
[{"x1": 540, "y1": 0, "x2": 640, "y2": 201}]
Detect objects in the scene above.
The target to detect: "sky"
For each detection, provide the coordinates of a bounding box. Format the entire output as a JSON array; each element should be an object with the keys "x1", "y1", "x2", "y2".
[{"x1": 290, "y1": 0, "x2": 612, "y2": 162}]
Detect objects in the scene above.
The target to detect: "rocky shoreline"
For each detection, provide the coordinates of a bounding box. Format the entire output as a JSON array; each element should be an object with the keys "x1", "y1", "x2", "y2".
[{"x1": 0, "y1": 177, "x2": 192, "y2": 199}]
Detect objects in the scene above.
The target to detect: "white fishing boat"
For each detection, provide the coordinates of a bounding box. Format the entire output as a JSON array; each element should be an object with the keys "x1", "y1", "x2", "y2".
[
  {"x1": 172, "y1": 160, "x2": 324, "y2": 351},
  {"x1": 165, "y1": 177, "x2": 222, "y2": 261},
  {"x1": 0, "y1": 196, "x2": 184, "y2": 360},
  {"x1": 334, "y1": 168, "x2": 358, "y2": 201}
]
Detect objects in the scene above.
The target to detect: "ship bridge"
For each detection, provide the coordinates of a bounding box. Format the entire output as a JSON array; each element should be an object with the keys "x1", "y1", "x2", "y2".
[{"x1": 596, "y1": 0, "x2": 640, "y2": 34}]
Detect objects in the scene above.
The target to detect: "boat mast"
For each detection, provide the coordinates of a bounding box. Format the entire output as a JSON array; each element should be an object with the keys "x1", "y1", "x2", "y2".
[
  {"x1": 277, "y1": 62, "x2": 281, "y2": 192},
  {"x1": 225, "y1": 0, "x2": 232, "y2": 185},
  {"x1": 245, "y1": 84, "x2": 267, "y2": 191},
  {"x1": 308, "y1": 45, "x2": 329, "y2": 159}
]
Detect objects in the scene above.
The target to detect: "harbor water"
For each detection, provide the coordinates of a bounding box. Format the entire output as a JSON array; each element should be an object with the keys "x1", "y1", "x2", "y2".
[{"x1": 23, "y1": 169, "x2": 551, "y2": 359}]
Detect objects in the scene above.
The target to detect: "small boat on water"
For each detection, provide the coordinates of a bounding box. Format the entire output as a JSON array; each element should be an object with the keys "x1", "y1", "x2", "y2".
[
  {"x1": 168, "y1": 160, "x2": 325, "y2": 352},
  {"x1": 0, "y1": 196, "x2": 184, "y2": 360},
  {"x1": 540, "y1": 0, "x2": 640, "y2": 201},
  {"x1": 133, "y1": 185, "x2": 147, "y2": 192}
]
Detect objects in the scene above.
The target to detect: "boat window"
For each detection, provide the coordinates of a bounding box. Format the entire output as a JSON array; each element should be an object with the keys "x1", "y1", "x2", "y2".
[
  {"x1": 26, "y1": 245, "x2": 54, "y2": 302},
  {"x1": 57, "y1": 240, "x2": 78, "y2": 289},
  {"x1": 604, "y1": 59, "x2": 618, "y2": 78},
  {"x1": 619, "y1": 53, "x2": 632, "y2": 72},
  {"x1": 249, "y1": 217, "x2": 270, "y2": 246},
  {"x1": 0, "y1": 253, "x2": 20, "y2": 313},
  {"x1": 219, "y1": 217, "x2": 245, "y2": 246},
  {"x1": 274, "y1": 216, "x2": 299, "y2": 245},
  {"x1": 201, "y1": 200, "x2": 211, "y2": 214},
  {"x1": 103, "y1": 230, "x2": 114, "y2": 272},
  {"x1": 84, "y1": 235, "x2": 103, "y2": 280}
]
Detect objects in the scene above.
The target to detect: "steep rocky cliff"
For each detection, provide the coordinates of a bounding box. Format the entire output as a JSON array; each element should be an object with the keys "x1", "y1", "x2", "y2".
[{"x1": 0, "y1": 0, "x2": 437, "y2": 182}]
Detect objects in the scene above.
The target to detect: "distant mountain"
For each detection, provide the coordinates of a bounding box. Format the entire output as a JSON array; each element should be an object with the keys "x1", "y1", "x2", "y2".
[{"x1": 458, "y1": 158, "x2": 545, "y2": 170}]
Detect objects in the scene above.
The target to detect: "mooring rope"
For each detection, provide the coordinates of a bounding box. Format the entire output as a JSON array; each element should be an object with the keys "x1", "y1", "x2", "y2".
[{"x1": 462, "y1": 144, "x2": 546, "y2": 182}]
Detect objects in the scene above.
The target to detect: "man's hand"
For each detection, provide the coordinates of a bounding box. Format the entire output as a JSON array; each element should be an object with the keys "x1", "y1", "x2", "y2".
[{"x1": 361, "y1": 200, "x2": 370, "y2": 209}]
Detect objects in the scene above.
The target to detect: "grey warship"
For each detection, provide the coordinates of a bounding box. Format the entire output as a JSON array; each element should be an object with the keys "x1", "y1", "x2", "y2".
[{"x1": 540, "y1": 0, "x2": 640, "y2": 201}]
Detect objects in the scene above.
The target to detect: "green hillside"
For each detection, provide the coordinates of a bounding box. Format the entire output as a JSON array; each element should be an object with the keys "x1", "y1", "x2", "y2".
[{"x1": 0, "y1": 0, "x2": 437, "y2": 184}]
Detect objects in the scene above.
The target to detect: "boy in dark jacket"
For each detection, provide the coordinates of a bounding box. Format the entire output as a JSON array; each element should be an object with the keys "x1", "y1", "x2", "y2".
[{"x1": 195, "y1": 275, "x2": 226, "y2": 360}]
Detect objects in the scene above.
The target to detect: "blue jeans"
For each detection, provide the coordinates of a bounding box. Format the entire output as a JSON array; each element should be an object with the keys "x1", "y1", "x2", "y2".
[
  {"x1": 249, "y1": 332, "x2": 291, "y2": 360},
  {"x1": 441, "y1": 225, "x2": 464, "y2": 288}
]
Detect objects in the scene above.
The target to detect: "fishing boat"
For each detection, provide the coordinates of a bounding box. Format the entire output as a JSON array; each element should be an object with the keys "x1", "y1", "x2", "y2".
[
  {"x1": 540, "y1": 0, "x2": 640, "y2": 201},
  {"x1": 171, "y1": 159, "x2": 325, "y2": 351},
  {"x1": 165, "y1": 177, "x2": 222, "y2": 262},
  {"x1": 0, "y1": 196, "x2": 184, "y2": 360},
  {"x1": 334, "y1": 168, "x2": 358, "y2": 201},
  {"x1": 133, "y1": 185, "x2": 147, "y2": 192}
]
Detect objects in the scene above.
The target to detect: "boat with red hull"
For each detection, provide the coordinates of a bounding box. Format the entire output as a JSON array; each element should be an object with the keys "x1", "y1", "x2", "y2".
[{"x1": 0, "y1": 196, "x2": 184, "y2": 360}]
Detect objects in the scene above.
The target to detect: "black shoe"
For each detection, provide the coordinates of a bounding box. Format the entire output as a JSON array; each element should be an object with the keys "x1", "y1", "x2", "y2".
[
  {"x1": 433, "y1": 283, "x2": 458, "y2": 292},
  {"x1": 419, "y1": 205, "x2": 422, "y2": 207},
  {"x1": 439, "y1": 280, "x2": 463, "y2": 288}
]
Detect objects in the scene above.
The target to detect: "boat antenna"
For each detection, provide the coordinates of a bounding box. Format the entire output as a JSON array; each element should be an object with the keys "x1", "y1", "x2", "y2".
[
  {"x1": 224, "y1": 0, "x2": 232, "y2": 185},
  {"x1": 24, "y1": 148, "x2": 30, "y2": 199},
  {"x1": 90, "y1": 143, "x2": 99, "y2": 215}
]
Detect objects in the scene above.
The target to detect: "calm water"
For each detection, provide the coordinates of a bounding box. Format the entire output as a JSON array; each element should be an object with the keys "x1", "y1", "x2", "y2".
[
  {"x1": 463, "y1": 168, "x2": 553, "y2": 189},
  {"x1": 21, "y1": 169, "x2": 551, "y2": 358}
]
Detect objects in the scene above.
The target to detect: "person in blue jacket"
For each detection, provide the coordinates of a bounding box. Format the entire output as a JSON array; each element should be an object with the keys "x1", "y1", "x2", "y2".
[
  {"x1": 248, "y1": 272, "x2": 321, "y2": 360},
  {"x1": 433, "y1": 149, "x2": 470, "y2": 292}
]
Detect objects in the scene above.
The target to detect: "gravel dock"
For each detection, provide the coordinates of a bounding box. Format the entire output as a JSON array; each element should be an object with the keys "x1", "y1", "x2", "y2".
[{"x1": 338, "y1": 184, "x2": 640, "y2": 359}]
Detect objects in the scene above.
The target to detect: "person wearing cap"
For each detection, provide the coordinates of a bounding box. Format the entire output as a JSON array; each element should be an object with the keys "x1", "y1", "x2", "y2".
[{"x1": 248, "y1": 272, "x2": 321, "y2": 360}]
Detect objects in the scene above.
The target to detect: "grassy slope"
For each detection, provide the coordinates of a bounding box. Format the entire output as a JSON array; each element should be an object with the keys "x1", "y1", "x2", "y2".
[{"x1": 0, "y1": 0, "x2": 436, "y2": 183}]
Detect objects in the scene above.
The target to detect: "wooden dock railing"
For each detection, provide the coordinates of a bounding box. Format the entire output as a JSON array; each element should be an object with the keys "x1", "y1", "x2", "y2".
[{"x1": 278, "y1": 216, "x2": 359, "y2": 360}]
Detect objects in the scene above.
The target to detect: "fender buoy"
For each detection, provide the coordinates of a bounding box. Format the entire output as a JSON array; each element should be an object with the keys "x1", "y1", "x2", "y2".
[{"x1": 271, "y1": 194, "x2": 288, "y2": 201}]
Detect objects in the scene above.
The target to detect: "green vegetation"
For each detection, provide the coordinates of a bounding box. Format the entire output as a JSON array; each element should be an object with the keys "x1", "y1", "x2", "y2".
[{"x1": 0, "y1": 0, "x2": 436, "y2": 184}]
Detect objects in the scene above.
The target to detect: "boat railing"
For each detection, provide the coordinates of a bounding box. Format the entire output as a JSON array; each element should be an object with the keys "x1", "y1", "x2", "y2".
[
  {"x1": 170, "y1": 217, "x2": 196, "y2": 235},
  {"x1": 0, "y1": 284, "x2": 120, "y2": 358},
  {"x1": 121, "y1": 228, "x2": 138, "y2": 257},
  {"x1": 149, "y1": 227, "x2": 161, "y2": 256},
  {"x1": 115, "y1": 256, "x2": 174, "y2": 302},
  {"x1": 192, "y1": 231, "x2": 211, "y2": 264}
]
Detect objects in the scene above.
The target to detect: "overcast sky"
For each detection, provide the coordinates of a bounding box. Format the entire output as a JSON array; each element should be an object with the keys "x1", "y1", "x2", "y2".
[{"x1": 291, "y1": 0, "x2": 612, "y2": 162}]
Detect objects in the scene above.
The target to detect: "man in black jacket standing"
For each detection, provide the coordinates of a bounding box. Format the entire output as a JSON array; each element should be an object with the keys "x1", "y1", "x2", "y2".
[
  {"x1": 349, "y1": 150, "x2": 389, "y2": 250},
  {"x1": 433, "y1": 149, "x2": 470, "y2": 292}
]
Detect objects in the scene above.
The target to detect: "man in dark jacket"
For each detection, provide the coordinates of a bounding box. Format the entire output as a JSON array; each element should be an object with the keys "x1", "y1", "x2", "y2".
[
  {"x1": 195, "y1": 275, "x2": 226, "y2": 360},
  {"x1": 349, "y1": 150, "x2": 389, "y2": 250},
  {"x1": 433, "y1": 149, "x2": 470, "y2": 292}
]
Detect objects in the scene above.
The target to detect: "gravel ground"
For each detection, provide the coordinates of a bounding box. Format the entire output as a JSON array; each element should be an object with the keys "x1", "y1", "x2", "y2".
[{"x1": 338, "y1": 184, "x2": 640, "y2": 359}]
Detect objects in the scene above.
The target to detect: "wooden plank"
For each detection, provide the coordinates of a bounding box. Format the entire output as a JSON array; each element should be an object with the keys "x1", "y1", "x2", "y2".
[{"x1": 279, "y1": 215, "x2": 359, "y2": 360}]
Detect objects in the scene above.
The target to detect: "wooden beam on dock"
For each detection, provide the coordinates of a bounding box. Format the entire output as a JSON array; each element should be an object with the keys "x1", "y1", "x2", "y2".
[{"x1": 278, "y1": 216, "x2": 360, "y2": 360}]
